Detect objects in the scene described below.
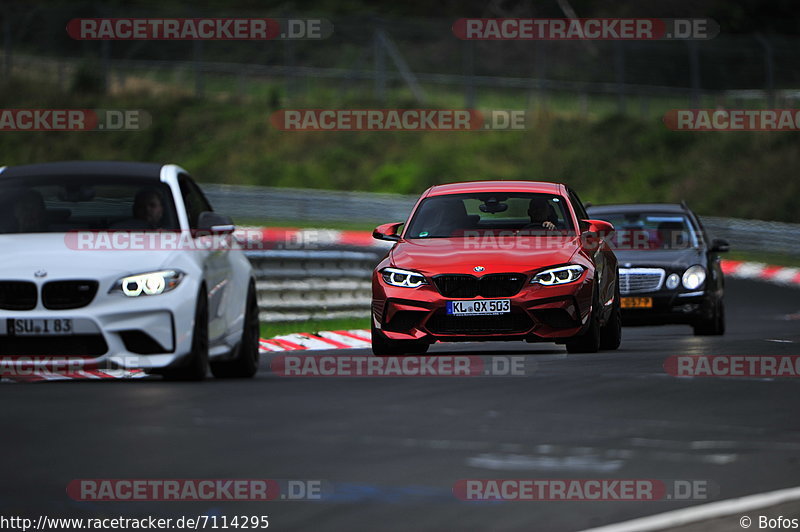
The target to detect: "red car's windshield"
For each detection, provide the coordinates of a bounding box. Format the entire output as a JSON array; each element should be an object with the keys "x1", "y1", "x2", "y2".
[{"x1": 404, "y1": 192, "x2": 575, "y2": 239}]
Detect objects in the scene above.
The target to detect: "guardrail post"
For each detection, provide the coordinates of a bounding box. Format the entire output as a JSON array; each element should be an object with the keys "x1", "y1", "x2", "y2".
[
  {"x1": 533, "y1": 43, "x2": 548, "y2": 110},
  {"x1": 463, "y1": 39, "x2": 476, "y2": 109},
  {"x1": 101, "y1": 40, "x2": 111, "y2": 93},
  {"x1": 284, "y1": 34, "x2": 297, "y2": 102},
  {"x1": 377, "y1": 28, "x2": 427, "y2": 104},
  {"x1": 373, "y1": 22, "x2": 386, "y2": 103},
  {"x1": 688, "y1": 40, "x2": 701, "y2": 108},
  {"x1": 615, "y1": 41, "x2": 626, "y2": 114},
  {"x1": 579, "y1": 92, "x2": 588, "y2": 118},
  {"x1": 755, "y1": 34, "x2": 775, "y2": 107},
  {"x1": 3, "y1": 7, "x2": 12, "y2": 82},
  {"x1": 193, "y1": 39, "x2": 204, "y2": 98}
]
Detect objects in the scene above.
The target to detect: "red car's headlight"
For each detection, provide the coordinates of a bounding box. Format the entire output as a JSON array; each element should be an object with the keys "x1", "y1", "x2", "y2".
[
  {"x1": 380, "y1": 267, "x2": 427, "y2": 288},
  {"x1": 531, "y1": 265, "x2": 585, "y2": 286}
]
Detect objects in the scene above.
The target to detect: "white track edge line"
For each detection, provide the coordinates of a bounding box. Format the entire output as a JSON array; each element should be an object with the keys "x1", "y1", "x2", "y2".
[{"x1": 580, "y1": 485, "x2": 800, "y2": 532}]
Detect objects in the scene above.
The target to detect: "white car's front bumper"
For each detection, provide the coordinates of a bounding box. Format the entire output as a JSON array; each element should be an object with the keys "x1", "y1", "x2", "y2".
[{"x1": 0, "y1": 282, "x2": 198, "y2": 371}]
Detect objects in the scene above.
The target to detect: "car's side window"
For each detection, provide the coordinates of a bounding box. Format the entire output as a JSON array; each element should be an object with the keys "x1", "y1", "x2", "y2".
[
  {"x1": 688, "y1": 212, "x2": 708, "y2": 247},
  {"x1": 178, "y1": 174, "x2": 212, "y2": 229},
  {"x1": 567, "y1": 188, "x2": 590, "y2": 224}
]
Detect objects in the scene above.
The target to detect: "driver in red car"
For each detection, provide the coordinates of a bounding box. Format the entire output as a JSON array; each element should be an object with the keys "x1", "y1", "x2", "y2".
[{"x1": 524, "y1": 197, "x2": 557, "y2": 231}]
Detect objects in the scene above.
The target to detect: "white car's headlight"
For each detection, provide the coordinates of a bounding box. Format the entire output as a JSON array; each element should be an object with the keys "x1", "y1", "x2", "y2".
[
  {"x1": 111, "y1": 270, "x2": 185, "y2": 297},
  {"x1": 682, "y1": 265, "x2": 706, "y2": 290},
  {"x1": 531, "y1": 265, "x2": 585, "y2": 286},
  {"x1": 381, "y1": 267, "x2": 427, "y2": 288}
]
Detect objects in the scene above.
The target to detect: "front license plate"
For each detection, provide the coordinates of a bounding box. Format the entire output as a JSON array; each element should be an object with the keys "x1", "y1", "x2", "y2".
[
  {"x1": 447, "y1": 299, "x2": 511, "y2": 316},
  {"x1": 621, "y1": 297, "x2": 653, "y2": 309},
  {"x1": 7, "y1": 318, "x2": 74, "y2": 336}
]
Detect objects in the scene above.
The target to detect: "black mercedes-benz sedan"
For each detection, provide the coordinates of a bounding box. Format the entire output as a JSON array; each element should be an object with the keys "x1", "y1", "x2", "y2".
[{"x1": 586, "y1": 203, "x2": 728, "y2": 336}]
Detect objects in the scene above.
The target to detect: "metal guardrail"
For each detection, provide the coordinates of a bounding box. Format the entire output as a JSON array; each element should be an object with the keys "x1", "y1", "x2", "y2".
[
  {"x1": 700, "y1": 216, "x2": 800, "y2": 256},
  {"x1": 246, "y1": 249, "x2": 383, "y2": 322},
  {"x1": 205, "y1": 184, "x2": 417, "y2": 225}
]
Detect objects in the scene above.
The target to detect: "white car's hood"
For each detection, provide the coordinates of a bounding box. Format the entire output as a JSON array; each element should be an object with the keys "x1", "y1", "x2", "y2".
[{"x1": 0, "y1": 233, "x2": 184, "y2": 279}]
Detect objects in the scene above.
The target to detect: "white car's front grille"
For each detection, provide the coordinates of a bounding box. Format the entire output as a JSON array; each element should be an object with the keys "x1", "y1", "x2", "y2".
[{"x1": 619, "y1": 268, "x2": 665, "y2": 295}]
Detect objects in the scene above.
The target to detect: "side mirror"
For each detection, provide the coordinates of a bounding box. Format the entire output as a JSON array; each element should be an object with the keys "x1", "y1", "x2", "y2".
[
  {"x1": 197, "y1": 211, "x2": 235, "y2": 234},
  {"x1": 580, "y1": 219, "x2": 614, "y2": 250},
  {"x1": 709, "y1": 238, "x2": 730, "y2": 253},
  {"x1": 582, "y1": 219, "x2": 615, "y2": 238},
  {"x1": 373, "y1": 222, "x2": 403, "y2": 242}
]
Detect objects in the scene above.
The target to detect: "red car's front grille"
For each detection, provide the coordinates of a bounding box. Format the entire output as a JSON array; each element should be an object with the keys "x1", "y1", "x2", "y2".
[
  {"x1": 433, "y1": 273, "x2": 526, "y2": 298},
  {"x1": 433, "y1": 275, "x2": 476, "y2": 298},
  {"x1": 426, "y1": 311, "x2": 533, "y2": 335}
]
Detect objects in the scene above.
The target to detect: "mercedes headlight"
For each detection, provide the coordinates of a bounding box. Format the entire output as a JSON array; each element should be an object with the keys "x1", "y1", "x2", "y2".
[
  {"x1": 682, "y1": 265, "x2": 706, "y2": 290},
  {"x1": 531, "y1": 265, "x2": 585, "y2": 286},
  {"x1": 666, "y1": 273, "x2": 681, "y2": 290},
  {"x1": 381, "y1": 267, "x2": 427, "y2": 288},
  {"x1": 112, "y1": 270, "x2": 185, "y2": 297}
]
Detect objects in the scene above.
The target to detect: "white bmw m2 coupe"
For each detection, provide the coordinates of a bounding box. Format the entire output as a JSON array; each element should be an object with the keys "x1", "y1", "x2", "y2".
[{"x1": 0, "y1": 161, "x2": 259, "y2": 380}]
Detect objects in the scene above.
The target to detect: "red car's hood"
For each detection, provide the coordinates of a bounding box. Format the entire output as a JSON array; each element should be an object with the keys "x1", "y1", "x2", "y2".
[{"x1": 390, "y1": 237, "x2": 581, "y2": 276}]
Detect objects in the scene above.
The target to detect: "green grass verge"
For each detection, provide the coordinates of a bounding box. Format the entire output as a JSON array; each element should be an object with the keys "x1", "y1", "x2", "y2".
[
  {"x1": 3, "y1": 77, "x2": 800, "y2": 223},
  {"x1": 259, "y1": 317, "x2": 370, "y2": 339}
]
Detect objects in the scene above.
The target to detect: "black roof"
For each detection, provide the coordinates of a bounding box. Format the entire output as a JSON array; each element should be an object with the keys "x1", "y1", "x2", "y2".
[
  {"x1": 587, "y1": 203, "x2": 690, "y2": 214},
  {"x1": 0, "y1": 161, "x2": 165, "y2": 179}
]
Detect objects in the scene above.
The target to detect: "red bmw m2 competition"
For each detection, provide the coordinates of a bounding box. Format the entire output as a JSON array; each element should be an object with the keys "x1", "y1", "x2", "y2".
[{"x1": 371, "y1": 181, "x2": 621, "y2": 355}]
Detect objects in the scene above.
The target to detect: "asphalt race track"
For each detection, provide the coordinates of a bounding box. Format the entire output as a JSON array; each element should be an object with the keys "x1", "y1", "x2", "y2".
[{"x1": 1, "y1": 278, "x2": 799, "y2": 532}]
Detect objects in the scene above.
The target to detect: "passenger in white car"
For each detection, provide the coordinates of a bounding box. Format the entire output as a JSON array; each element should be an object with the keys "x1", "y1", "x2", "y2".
[
  {"x1": 132, "y1": 188, "x2": 166, "y2": 229},
  {"x1": 13, "y1": 189, "x2": 48, "y2": 233}
]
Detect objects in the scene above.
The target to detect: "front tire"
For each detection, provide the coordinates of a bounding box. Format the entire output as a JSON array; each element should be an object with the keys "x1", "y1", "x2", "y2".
[
  {"x1": 163, "y1": 288, "x2": 209, "y2": 381},
  {"x1": 211, "y1": 280, "x2": 260, "y2": 378},
  {"x1": 371, "y1": 324, "x2": 429, "y2": 357},
  {"x1": 693, "y1": 298, "x2": 725, "y2": 336},
  {"x1": 566, "y1": 291, "x2": 601, "y2": 354},
  {"x1": 599, "y1": 284, "x2": 622, "y2": 350}
]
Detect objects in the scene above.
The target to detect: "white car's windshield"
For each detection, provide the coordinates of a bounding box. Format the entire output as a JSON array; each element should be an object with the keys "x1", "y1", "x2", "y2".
[
  {"x1": 0, "y1": 176, "x2": 179, "y2": 233},
  {"x1": 404, "y1": 192, "x2": 575, "y2": 239}
]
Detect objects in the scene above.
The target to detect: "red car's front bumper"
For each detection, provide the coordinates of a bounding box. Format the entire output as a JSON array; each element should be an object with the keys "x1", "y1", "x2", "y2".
[{"x1": 372, "y1": 272, "x2": 596, "y2": 343}]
